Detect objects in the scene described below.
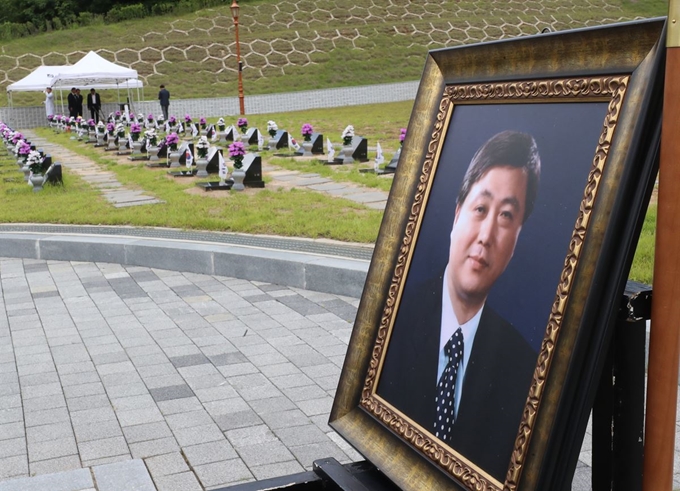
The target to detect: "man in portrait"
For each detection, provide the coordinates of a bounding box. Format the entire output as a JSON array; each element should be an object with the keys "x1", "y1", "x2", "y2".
[{"x1": 377, "y1": 130, "x2": 541, "y2": 483}]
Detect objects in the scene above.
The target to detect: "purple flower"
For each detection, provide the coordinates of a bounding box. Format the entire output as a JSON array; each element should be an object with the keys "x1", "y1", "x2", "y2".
[
  {"x1": 115, "y1": 111, "x2": 121, "y2": 117},
  {"x1": 229, "y1": 141, "x2": 246, "y2": 157},
  {"x1": 169, "y1": 116, "x2": 177, "y2": 124},
  {"x1": 301, "y1": 123, "x2": 313, "y2": 136},
  {"x1": 185, "y1": 114, "x2": 192, "y2": 123},
  {"x1": 106, "y1": 122, "x2": 115, "y2": 133},
  {"x1": 129, "y1": 112, "x2": 135, "y2": 119},
  {"x1": 399, "y1": 128, "x2": 407, "y2": 142},
  {"x1": 147, "y1": 114, "x2": 154, "y2": 121},
  {"x1": 18, "y1": 141, "x2": 31, "y2": 156},
  {"x1": 237, "y1": 118, "x2": 248, "y2": 127},
  {"x1": 130, "y1": 123, "x2": 141, "y2": 133},
  {"x1": 165, "y1": 132, "x2": 179, "y2": 149},
  {"x1": 200, "y1": 117, "x2": 207, "y2": 125},
  {"x1": 87, "y1": 119, "x2": 95, "y2": 127},
  {"x1": 47, "y1": 115, "x2": 54, "y2": 121}
]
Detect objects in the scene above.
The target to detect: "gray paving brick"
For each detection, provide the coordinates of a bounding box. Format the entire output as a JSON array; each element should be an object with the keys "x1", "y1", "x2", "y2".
[
  {"x1": 182, "y1": 440, "x2": 238, "y2": 467},
  {"x1": 0, "y1": 438, "x2": 25, "y2": 459},
  {"x1": 154, "y1": 471, "x2": 202, "y2": 491},
  {"x1": 65, "y1": 394, "x2": 110, "y2": 412},
  {"x1": 78, "y1": 436, "x2": 129, "y2": 462},
  {"x1": 104, "y1": 382, "x2": 149, "y2": 399},
  {"x1": 63, "y1": 382, "x2": 105, "y2": 399},
  {"x1": 0, "y1": 455, "x2": 28, "y2": 479},
  {"x1": 250, "y1": 460, "x2": 305, "y2": 481},
  {"x1": 260, "y1": 409, "x2": 312, "y2": 430},
  {"x1": 194, "y1": 459, "x2": 253, "y2": 488},
  {"x1": 0, "y1": 466, "x2": 91, "y2": 490},
  {"x1": 128, "y1": 437, "x2": 180, "y2": 459},
  {"x1": 173, "y1": 423, "x2": 224, "y2": 447},
  {"x1": 109, "y1": 394, "x2": 155, "y2": 412},
  {"x1": 93, "y1": 459, "x2": 156, "y2": 491},
  {"x1": 72, "y1": 420, "x2": 123, "y2": 443},
  {"x1": 193, "y1": 385, "x2": 238, "y2": 403},
  {"x1": 237, "y1": 441, "x2": 295, "y2": 467},
  {"x1": 168, "y1": 353, "x2": 210, "y2": 368},
  {"x1": 26, "y1": 422, "x2": 73, "y2": 444},
  {"x1": 214, "y1": 410, "x2": 263, "y2": 431},
  {"x1": 148, "y1": 384, "x2": 195, "y2": 403},
  {"x1": 225, "y1": 425, "x2": 278, "y2": 448},
  {"x1": 121, "y1": 421, "x2": 173, "y2": 444},
  {"x1": 28, "y1": 436, "x2": 78, "y2": 462},
  {"x1": 208, "y1": 352, "x2": 248, "y2": 366},
  {"x1": 70, "y1": 406, "x2": 117, "y2": 426},
  {"x1": 156, "y1": 397, "x2": 202, "y2": 416},
  {"x1": 0, "y1": 423, "x2": 25, "y2": 442},
  {"x1": 28, "y1": 455, "x2": 81, "y2": 476},
  {"x1": 24, "y1": 407, "x2": 69, "y2": 427},
  {"x1": 144, "y1": 452, "x2": 189, "y2": 477},
  {"x1": 116, "y1": 407, "x2": 164, "y2": 427},
  {"x1": 274, "y1": 424, "x2": 329, "y2": 448},
  {"x1": 289, "y1": 441, "x2": 350, "y2": 468},
  {"x1": 248, "y1": 397, "x2": 297, "y2": 415}
]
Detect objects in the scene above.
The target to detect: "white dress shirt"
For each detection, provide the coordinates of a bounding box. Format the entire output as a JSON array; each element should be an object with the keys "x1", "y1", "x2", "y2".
[{"x1": 438, "y1": 265, "x2": 483, "y2": 418}]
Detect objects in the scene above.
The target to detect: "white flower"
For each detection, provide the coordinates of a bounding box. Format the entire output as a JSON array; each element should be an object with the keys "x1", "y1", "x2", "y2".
[
  {"x1": 145, "y1": 129, "x2": 157, "y2": 138},
  {"x1": 267, "y1": 120, "x2": 278, "y2": 132},
  {"x1": 217, "y1": 117, "x2": 225, "y2": 125},
  {"x1": 26, "y1": 150, "x2": 42, "y2": 166},
  {"x1": 342, "y1": 125, "x2": 354, "y2": 139},
  {"x1": 196, "y1": 136, "x2": 210, "y2": 149}
]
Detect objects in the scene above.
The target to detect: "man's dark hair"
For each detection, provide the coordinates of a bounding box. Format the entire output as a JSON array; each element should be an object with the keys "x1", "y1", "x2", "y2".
[
  {"x1": 90, "y1": 89, "x2": 95, "y2": 92},
  {"x1": 160, "y1": 85, "x2": 165, "y2": 88},
  {"x1": 456, "y1": 130, "x2": 541, "y2": 223}
]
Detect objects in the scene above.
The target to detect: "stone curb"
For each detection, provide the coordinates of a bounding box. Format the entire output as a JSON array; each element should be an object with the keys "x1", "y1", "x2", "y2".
[{"x1": 0, "y1": 232, "x2": 369, "y2": 298}]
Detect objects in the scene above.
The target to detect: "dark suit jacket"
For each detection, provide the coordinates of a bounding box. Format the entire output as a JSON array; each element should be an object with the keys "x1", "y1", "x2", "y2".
[
  {"x1": 87, "y1": 93, "x2": 101, "y2": 110},
  {"x1": 67, "y1": 92, "x2": 77, "y2": 116},
  {"x1": 377, "y1": 273, "x2": 537, "y2": 483},
  {"x1": 158, "y1": 88, "x2": 170, "y2": 107}
]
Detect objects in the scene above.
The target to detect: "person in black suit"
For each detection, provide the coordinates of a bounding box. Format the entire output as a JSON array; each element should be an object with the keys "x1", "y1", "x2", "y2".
[
  {"x1": 75, "y1": 89, "x2": 84, "y2": 117},
  {"x1": 377, "y1": 130, "x2": 541, "y2": 483},
  {"x1": 87, "y1": 89, "x2": 102, "y2": 123},
  {"x1": 67, "y1": 88, "x2": 78, "y2": 118}
]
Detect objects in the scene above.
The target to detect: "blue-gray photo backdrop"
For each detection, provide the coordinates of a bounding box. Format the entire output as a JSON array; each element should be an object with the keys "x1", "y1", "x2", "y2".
[{"x1": 401, "y1": 101, "x2": 609, "y2": 352}]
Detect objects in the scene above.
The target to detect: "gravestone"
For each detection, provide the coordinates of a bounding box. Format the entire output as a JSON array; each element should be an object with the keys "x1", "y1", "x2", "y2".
[
  {"x1": 167, "y1": 142, "x2": 197, "y2": 177},
  {"x1": 295, "y1": 133, "x2": 324, "y2": 156},
  {"x1": 206, "y1": 147, "x2": 222, "y2": 174},
  {"x1": 269, "y1": 130, "x2": 289, "y2": 150},
  {"x1": 44, "y1": 158, "x2": 62, "y2": 185},
  {"x1": 244, "y1": 127, "x2": 261, "y2": 146},
  {"x1": 381, "y1": 147, "x2": 402, "y2": 174},
  {"x1": 243, "y1": 154, "x2": 265, "y2": 188},
  {"x1": 332, "y1": 136, "x2": 368, "y2": 164}
]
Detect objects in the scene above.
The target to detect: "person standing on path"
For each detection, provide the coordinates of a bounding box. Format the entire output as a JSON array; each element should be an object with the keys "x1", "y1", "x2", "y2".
[
  {"x1": 44, "y1": 87, "x2": 55, "y2": 120},
  {"x1": 87, "y1": 89, "x2": 102, "y2": 123},
  {"x1": 158, "y1": 85, "x2": 170, "y2": 121}
]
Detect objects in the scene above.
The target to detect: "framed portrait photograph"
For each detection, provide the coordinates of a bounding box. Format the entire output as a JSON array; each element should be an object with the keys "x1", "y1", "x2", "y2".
[{"x1": 330, "y1": 18, "x2": 664, "y2": 491}]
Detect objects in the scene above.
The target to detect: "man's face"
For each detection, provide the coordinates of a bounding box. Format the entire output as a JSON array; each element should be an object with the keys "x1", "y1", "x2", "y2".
[{"x1": 447, "y1": 166, "x2": 528, "y2": 307}]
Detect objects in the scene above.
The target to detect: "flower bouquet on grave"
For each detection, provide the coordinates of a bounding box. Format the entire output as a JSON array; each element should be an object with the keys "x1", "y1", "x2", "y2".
[
  {"x1": 128, "y1": 112, "x2": 135, "y2": 123},
  {"x1": 106, "y1": 122, "x2": 115, "y2": 136},
  {"x1": 267, "y1": 120, "x2": 278, "y2": 138},
  {"x1": 165, "y1": 132, "x2": 179, "y2": 152},
  {"x1": 115, "y1": 123, "x2": 126, "y2": 138},
  {"x1": 130, "y1": 123, "x2": 142, "y2": 141},
  {"x1": 301, "y1": 123, "x2": 313, "y2": 142},
  {"x1": 17, "y1": 141, "x2": 30, "y2": 162},
  {"x1": 11, "y1": 131, "x2": 23, "y2": 146},
  {"x1": 200, "y1": 117, "x2": 207, "y2": 130},
  {"x1": 229, "y1": 141, "x2": 246, "y2": 190},
  {"x1": 27, "y1": 150, "x2": 43, "y2": 174},
  {"x1": 237, "y1": 118, "x2": 248, "y2": 134},
  {"x1": 217, "y1": 117, "x2": 226, "y2": 132},
  {"x1": 196, "y1": 136, "x2": 209, "y2": 159},
  {"x1": 146, "y1": 114, "x2": 155, "y2": 129},
  {"x1": 168, "y1": 115, "x2": 177, "y2": 129},
  {"x1": 341, "y1": 125, "x2": 354, "y2": 146},
  {"x1": 115, "y1": 110, "x2": 121, "y2": 122},
  {"x1": 185, "y1": 114, "x2": 192, "y2": 126},
  {"x1": 96, "y1": 121, "x2": 105, "y2": 133},
  {"x1": 145, "y1": 129, "x2": 158, "y2": 147},
  {"x1": 87, "y1": 119, "x2": 96, "y2": 129},
  {"x1": 229, "y1": 141, "x2": 245, "y2": 169},
  {"x1": 399, "y1": 127, "x2": 406, "y2": 146}
]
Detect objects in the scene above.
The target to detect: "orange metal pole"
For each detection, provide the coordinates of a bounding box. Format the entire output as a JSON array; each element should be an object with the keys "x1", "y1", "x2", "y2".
[
  {"x1": 642, "y1": 4, "x2": 680, "y2": 490},
  {"x1": 234, "y1": 15, "x2": 245, "y2": 115}
]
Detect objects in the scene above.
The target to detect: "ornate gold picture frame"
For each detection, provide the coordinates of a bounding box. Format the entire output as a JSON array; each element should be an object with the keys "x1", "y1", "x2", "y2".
[{"x1": 330, "y1": 18, "x2": 664, "y2": 491}]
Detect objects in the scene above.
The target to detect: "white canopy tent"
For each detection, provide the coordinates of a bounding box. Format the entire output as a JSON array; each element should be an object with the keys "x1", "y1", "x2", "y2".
[{"x1": 5, "y1": 51, "x2": 143, "y2": 116}]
